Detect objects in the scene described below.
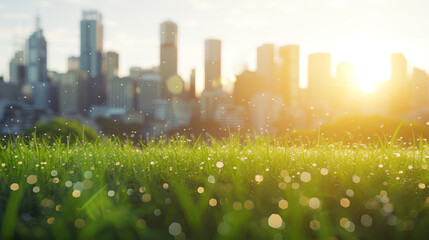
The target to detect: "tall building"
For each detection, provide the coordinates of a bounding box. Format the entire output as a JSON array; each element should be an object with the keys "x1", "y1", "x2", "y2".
[
  {"x1": 26, "y1": 17, "x2": 47, "y2": 84},
  {"x1": 389, "y1": 53, "x2": 409, "y2": 114},
  {"x1": 189, "y1": 68, "x2": 196, "y2": 99},
  {"x1": 103, "y1": 51, "x2": 119, "y2": 79},
  {"x1": 160, "y1": 21, "x2": 178, "y2": 99},
  {"x1": 391, "y1": 53, "x2": 407, "y2": 83},
  {"x1": 137, "y1": 74, "x2": 162, "y2": 118},
  {"x1": 205, "y1": 39, "x2": 221, "y2": 90},
  {"x1": 278, "y1": 45, "x2": 299, "y2": 107},
  {"x1": 68, "y1": 56, "x2": 80, "y2": 71},
  {"x1": 80, "y1": 10, "x2": 104, "y2": 106},
  {"x1": 9, "y1": 50, "x2": 26, "y2": 86},
  {"x1": 411, "y1": 67, "x2": 429, "y2": 108},
  {"x1": 200, "y1": 88, "x2": 230, "y2": 121},
  {"x1": 307, "y1": 53, "x2": 331, "y2": 103},
  {"x1": 108, "y1": 77, "x2": 134, "y2": 111},
  {"x1": 257, "y1": 44, "x2": 275, "y2": 92},
  {"x1": 233, "y1": 70, "x2": 264, "y2": 107},
  {"x1": 51, "y1": 70, "x2": 88, "y2": 116},
  {"x1": 334, "y1": 62, "x2": 359, "y2": 110},
  {"x1": 103, "y1": 51, "x2": 119, "y2": 99}
]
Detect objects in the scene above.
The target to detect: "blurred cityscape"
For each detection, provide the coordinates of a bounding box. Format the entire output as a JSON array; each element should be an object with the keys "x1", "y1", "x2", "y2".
[{"x1": 1, "y1": 10, "x2": 428, "y2": 138}]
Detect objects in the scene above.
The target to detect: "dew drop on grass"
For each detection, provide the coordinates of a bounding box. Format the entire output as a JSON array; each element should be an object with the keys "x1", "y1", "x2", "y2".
[
  {"x1": 72, "y1": 190, "x2": 81, "y2": 198},
  {"x1": 255, "y1": 174, "x2": 264, "y2": 183},
  {"x1": 27, "y1": 175, "x2": 37, "y2": 184},
  {"x1": 309, "y1": 220, "x2": 320, "y2": 230},
  {"x1": 361, "y1": 214, "x2": 373, "y2": 227},
  {"x1": 352, "y1": 175, "x2": 361, "y2": 183},
  {"x1": 142, "y1": 194, "x2": 151, "y2": 202},
  {"x1": 300, "y1": 172, "x2": 311, "y2": 182},
  {"x1": 340, "y1": 198, "x2": 350, "y2": 208},
  {"x1": 65, "y1": 181, "x2": 72, "y2": 188},
  {"x1": 51, "y1": 170, "x2": 58, "y2": 177},
  {"x1": 232, "y1": 201, "x2": 242, "y2": 210},
  {"x1": 10, "y1": 183, "x2": 19, "y2": 191},
  {"x1": 84, "y1": 171, "x2": 92, "y2": 179},
  {"x1": 197, "y1": 187, "x2": 204, "y2": 194},
  {"x1": 418, "y1": 183, "x2": 426, "y2": 189},
  {"x1": 244, "y1": 200, "x2": 254, "y2": 210},
  {"x1": 107, "y1": 190, "x2": 115, "y2": 197},
  {"x1": 136, "y1": 219, "x2": 146, "y2": 229},
  {"x1": 163, "y1": 183, "x2": 169, "y2": 189},
  {"x1": 216, "y1": 161, "x2": 224, "y2": 168},
  {"x1": 320, "y1": 168, "x2": 329, "y2": 176},
  {"x1": 209, "y1": 198, "x2": 217, "y2": 207},
  {"x1": 74, "y1": 218, "x2": 85, "y2": 229},
  {"x1": 168, "y1": 222, "x2": 182, "y2": 236},
  {"x1": 268, "y1": 214, "x2": 283, "y2": 229},
  {"x1": 346, "y1": 189, "x2": 354, "y2": 197},
  {"x1": 33, "y1": 186, "x2": 40, "y2": 193},
  {"x1": 309, "y1": 198, "x2": 321, "y2": 209},
  {"x1": 208, "y1": 175, "x2": 215, "y2": 184},
  {"x1": 278, "y1": 199, "x2": 288, "y2": 209}
]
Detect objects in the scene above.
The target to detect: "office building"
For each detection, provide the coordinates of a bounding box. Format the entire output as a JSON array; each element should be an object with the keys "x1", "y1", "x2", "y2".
[
  {"x1": 137, "y1": 74, "x2": 162, "y2": 118},
  {"x1": 80, "y1": 10, "x2": 105, "y2": 106},
  {"x1": 257, "y1": 44, "x2": 275, "y2": 92},
  {"x1": 189, "y1": 68, "x2": 196, "y2": 99},
  {"x1": 278, "y1": 45, "x2": 299, "y2": 107},
  {"x1": 307, "y1": 53, "x2": 331, "y2": 103},
  {"x1": 205, "y1": 39, "x2": 221, "y2": 90},
  {"x1": 9, "y1": 50, "x2": 26, "y2": 86},
  {"x1": 160, "y1": 21, "x2": 178, "y2": 98},
  {"x1": 68, "y1": 56, "x2": 80, "y2": 71},
  {"x1": 26, "y1": 17, "x2": 47, "y2": 84}
]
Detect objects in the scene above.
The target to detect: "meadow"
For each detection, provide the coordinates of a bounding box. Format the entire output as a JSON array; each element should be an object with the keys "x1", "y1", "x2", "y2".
[{"x1": 0, "y1": 134, "x2": 429, "y2": 239}]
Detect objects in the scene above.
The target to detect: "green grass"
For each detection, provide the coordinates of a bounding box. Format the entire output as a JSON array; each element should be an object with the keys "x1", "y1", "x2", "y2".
[{"x1": 0, "y1": 135, "x2": 429, "y2": 239}]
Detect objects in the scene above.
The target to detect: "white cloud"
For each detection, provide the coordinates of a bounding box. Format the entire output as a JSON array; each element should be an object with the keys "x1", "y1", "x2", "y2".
[
  {"x1": 38, "y1": 0, "x2": 51, "y2": 8},
  {"x1": 65, "y1": 0, "x2": 90, "y2": 4},
  {"x1": 330, "y1": 0, "x2": 354, "y2": 8},
  {"x1": 188, "y1": 0, "x2": 215, "y2": 9},
  {"x1": 225, "y1": 15, "x2": 268, "y2": 28},
  {"x1": 182, "y1": 19, "x2": 200, "y2": 28},
  {"x1": 3, "y1": 13, "x2": 32, "y2": 21},
  {"x1": 105, "y1": 19, "x2": 118, "y2": 28}
]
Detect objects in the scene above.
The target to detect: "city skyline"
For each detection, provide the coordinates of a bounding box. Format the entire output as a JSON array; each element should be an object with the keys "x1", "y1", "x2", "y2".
[{"x1": 1, "y1": 0, "x2": 429, "y2": 93}]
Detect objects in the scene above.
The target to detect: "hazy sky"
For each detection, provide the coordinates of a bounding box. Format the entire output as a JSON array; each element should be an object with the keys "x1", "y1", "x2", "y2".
[{"x1": 1, "y1": 0, "x2": 429, "y2": 92}]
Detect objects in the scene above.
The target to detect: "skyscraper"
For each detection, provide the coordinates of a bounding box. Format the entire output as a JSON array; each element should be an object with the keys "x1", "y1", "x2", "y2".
[
  {"x1": 307, "y1": 53, "x2": 331, "y2": 103},
  {"x1": 278, "y1": 45, "x2": 299, "y2": 107},
  {"x1": 389, "y1": 53, "x2": 409, "y2": 114},
  {"x1": 257, "y1": 44, "x2": 275, "y2": 92},
  {"x1": 68, "y1": 56, "x2": 80, "y2": 71},
  {"x1": 205, "y1": 39, "x2": 221, "y2": 90},
  {"x1": 189, "y1": 68, "x2": 196, "y2": 99},
  {"x1": 391, "y1": 53, "x2": 407, "y2": 83},
  {"x1": 80, "y1": 10, "x2": 104, "y2": 107},
  {"x1": 9, "y1": 50, "x2": 26, "y2": 86},
  {"x1": 103, "y1": 51, "x2": 119, "y2": 99},
  {"x1": 26, "y1": 17, "x2": 47, "y2": 84},
  {"x1": 160, "y1": 21, "x2": 178, "y2": 99}
]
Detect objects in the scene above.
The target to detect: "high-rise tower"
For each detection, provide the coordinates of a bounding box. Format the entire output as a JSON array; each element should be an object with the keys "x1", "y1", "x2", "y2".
[
  {"x1": 204, "y1": 39, "x2": 221, "y2": 90},
  {"x1": 160, "y1": 21, "x2": 178, "y2": 99},
  {"x1": 80, "y1": 10, "x2": 104, "y2": 106},
  {"x1": 26, "y1": 16, "x2": 47, "y2": 84}
]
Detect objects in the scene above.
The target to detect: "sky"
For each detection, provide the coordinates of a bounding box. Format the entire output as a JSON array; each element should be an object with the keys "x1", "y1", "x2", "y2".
[{"x1": 1, "y1": 0, "x2": 429, "y2": 93}]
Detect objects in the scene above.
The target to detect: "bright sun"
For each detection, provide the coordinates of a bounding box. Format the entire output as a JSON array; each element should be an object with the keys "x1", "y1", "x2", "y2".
[
  {"x1": 354, "y1": 55, "x2": 390, "y2": 92},
  {"x1": 332, "y1": 39, "x2": 392, "y2": 93}
]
